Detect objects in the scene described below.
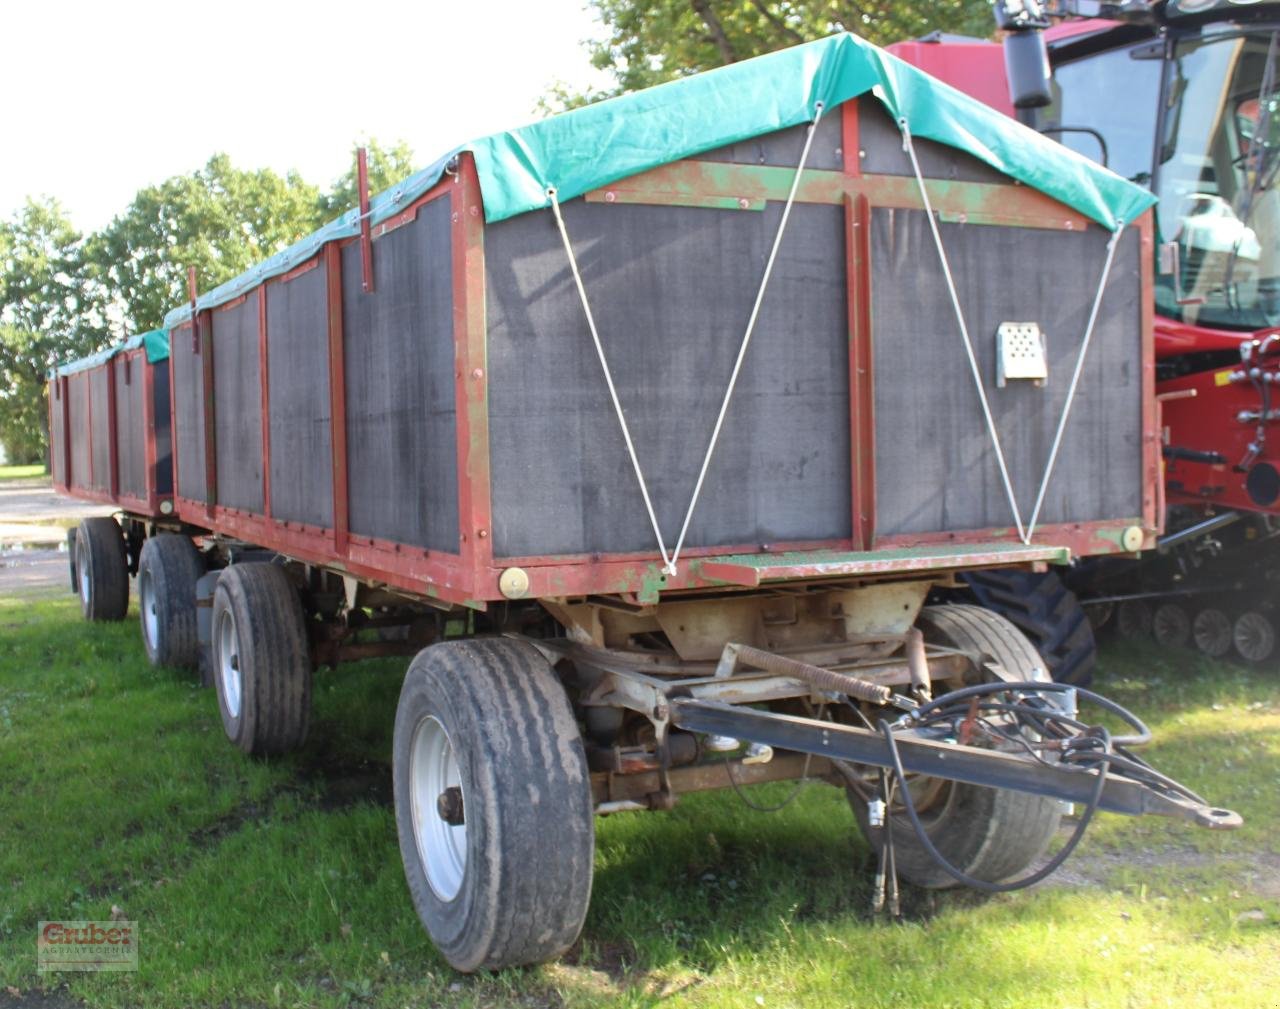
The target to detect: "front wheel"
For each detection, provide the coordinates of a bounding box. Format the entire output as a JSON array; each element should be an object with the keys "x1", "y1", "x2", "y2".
[
  {"x1": 849, "y1": 605, "x2": 1063, "y2": 889},
  {"x1": 393, "y1": 639, "x2": 594, "y2": 972}
]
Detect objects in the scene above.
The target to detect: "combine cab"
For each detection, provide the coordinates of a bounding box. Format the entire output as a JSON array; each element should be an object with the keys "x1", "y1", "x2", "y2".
[
  {"x1": 894, "y1": 0, "x2": 1280, "y2": 667},
  {"x1": 49, "y1": 33, "x2": 1238, "y2": 971}
]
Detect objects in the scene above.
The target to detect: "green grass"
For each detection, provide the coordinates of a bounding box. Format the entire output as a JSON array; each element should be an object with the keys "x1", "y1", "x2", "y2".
[
  {"x1": 0, "y1": 592, "x2": 1277, "y2": 1008},
  {"x1": 0, "y1": 465, "x2": 47, "y2": 482}
]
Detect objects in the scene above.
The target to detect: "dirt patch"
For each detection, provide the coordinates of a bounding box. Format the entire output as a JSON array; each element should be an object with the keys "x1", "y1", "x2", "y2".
[
  {"x1": 294, "y1": 745, "x2": 393, "y2": 812},
  {"x1": 0, "y1": 551, "x2": 71, "y2": 596},
  {"x1": 1038, "y1": 839, "x2": 1280, "y2": 896},
  {"x1": 0, "y1": 984, "x2": 84, "y2": 1009}
]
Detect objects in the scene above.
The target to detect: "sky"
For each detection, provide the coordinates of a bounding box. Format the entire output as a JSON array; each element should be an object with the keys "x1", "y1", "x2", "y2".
[{"x1": 0, "y1": 0, "x2": 612, "y2": 233}]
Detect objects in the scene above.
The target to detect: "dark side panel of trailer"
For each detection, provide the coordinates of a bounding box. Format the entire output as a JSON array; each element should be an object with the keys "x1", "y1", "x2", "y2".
[
  {"x1": 149, "y1": 33, "x2": 1158, "y2": 605},
  {"x1": 47, "y1": 334, "x2": 174, "y2": 517}
]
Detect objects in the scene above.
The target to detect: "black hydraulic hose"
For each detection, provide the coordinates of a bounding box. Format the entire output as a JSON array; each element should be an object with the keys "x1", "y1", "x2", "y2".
[
  {"x1": 877, "y1": 719, "x2": 1112, "y2": 894},
  {"x1": 910, "y1": 680, "x2": 1152, "y2": 747}
]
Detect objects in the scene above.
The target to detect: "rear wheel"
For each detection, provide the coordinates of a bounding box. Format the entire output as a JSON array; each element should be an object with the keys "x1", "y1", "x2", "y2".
[
  {"x1": 961, "y1": 569, "x2": 1095, "y2": 686},
  {"x1": 211, "y1": 563, "x2": 312, "y2": 755},
  {"x1": 1116, "y1": 600, "x2": 1154, "y2": 640},
  {"x1": 137, "y1": 535, "x2": 204, "y2": 671},
  {"x1": 75, "y1": 517, "x2": 129, "y2": 621},
  {"x1": 1233, "y1": 610, "x2": 1276, "y2": 664},
  {"x1": 393, "y1": 638, "x2": 594, "y2": 972},
  {"x1": 1152, "y1": 602, "x2": 1192, "y2": 649},
  {"x1": 850, "y1": 605, "x2": 1063, "y2": 889},
  {"x1": 1193, "y1": 607, "x2": 1234, "y2": 659},
  {"x1": 66, "y1": 528, "x2": 78, "y2": 593}
]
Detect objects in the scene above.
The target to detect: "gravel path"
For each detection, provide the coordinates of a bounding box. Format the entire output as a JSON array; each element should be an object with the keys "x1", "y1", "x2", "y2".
[{"x1": 0, "y1": 477, "x2": 114, "y2": 594}]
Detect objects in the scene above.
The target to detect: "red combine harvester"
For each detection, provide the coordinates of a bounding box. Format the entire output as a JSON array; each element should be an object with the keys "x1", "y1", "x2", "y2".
[
  {"x1": 893, "y1": 0, "x2": 1280, "y2": 670},
  {"x1": 48, "y1": 35, "x2": 1239, "y2": 971}
]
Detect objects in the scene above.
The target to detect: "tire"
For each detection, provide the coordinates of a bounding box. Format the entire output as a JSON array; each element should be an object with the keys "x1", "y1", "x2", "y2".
[
  {"x1": 75, "y1": 517, "x2": 129, "y2": 621},
  {"x1": 1233, "y1": 610, "x2": 1276, "y2": 664},
  {"x1": 1116, "y1": 600, "x2": 1154, "y2": 640},
  {"x1": 66, "y1": 528, "x2": 78, "y2": 593},
  {"x1": 1193, "y1": 607, "x2": 1234, "y2": 659},
  {"x1": 211, "y1": 563, "x2": 311, "y2": 756},
  {"x1": 851, "y1": 604, "x2": 1063, "y2": 890},
  {"x1": 393, "y1": 638, "x2": 594, "y2": 972},
  {"x1": 961, "y1": 569, "x2": 1095, "y2": 686},
  {"x1": 1152, "y1": 602, "x2": 1192, "y2": 649},
  {"x1": 137, "y1": 535, "x2": 204, "y2": 671},
  {"x1": 1085, "y1": 600, "x2": 1115, "y2": 634}
]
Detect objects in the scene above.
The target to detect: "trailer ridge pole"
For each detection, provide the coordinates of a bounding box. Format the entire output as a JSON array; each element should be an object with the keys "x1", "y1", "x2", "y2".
[
  {"x1": 168, "y1": 328, "x2": 181, "y2": 510},
  {"x1": 259, "y1": 283, "x2": 271, "y2": 520},
  {"x1": 142, "y1": 350, "x2": 157, "y2": 511},
  {"x1": 60, "y1": 376, "x2": 71, "y2": 489},
  {"x1": 106, "y1": 354, "x2": 119, "y2": 501},
  {"x1": 86, "y1": 372, "x2": 95, "y2": 492},
  {"x1": 846, "y1": 190, "x2": 877, "y2": 550},
  {"x1": 358, "y1": 147, "x2": 374, "y2": 294},
  {"x1": 190, "y1": 267, "x2": 217, "y2": 519},
  {"x1": 188, "y1": 267, "x2": 200, "y2": 354},
  {"x1": 325, "y1": 243, "x2": 350, "y2": 556}
]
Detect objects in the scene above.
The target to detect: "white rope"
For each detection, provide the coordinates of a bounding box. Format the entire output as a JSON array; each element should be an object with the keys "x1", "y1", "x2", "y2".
[
  {"x1": 1026, "y1": 222, "x2": 1125, "y2": 538},
  {"x1": 898, "y1": 117, "x2": 1028, "y2": 543},
  {"x1": 667, "y1": 100, "x2": 827, "y2": 573},
  {"x1": 898, "y1": 115, "x2": 1126, "y2": 545},
  {"x1": 547, "y1": 185, "x2": 674, "y2": 573},
  {"x1": 548, "y1": 102, "x2": 825, "y2": 577}
]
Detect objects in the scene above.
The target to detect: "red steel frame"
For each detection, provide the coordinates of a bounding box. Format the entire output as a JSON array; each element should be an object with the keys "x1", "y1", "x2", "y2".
[
  {"x1": 47, "y1": 346, "x2": 172, "y2": 517},
  {"x1": 162, "y1": 106, "x2": 1158, "y2": 609}
]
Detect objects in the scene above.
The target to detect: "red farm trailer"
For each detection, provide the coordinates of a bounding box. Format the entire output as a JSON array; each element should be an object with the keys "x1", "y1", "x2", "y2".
[
  {"x1": 49, "y1": 32, "x2": 1238, "y2": 972},
  {"x1": 48, "y1": 330, "x2": 175, "y2": 621}
]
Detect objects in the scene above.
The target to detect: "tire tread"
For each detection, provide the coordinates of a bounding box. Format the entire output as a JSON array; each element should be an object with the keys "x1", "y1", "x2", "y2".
[
  {"x1": 394, "y1": 638, "x2": 593, "y2": 972},
  {"x1": 78, "y1": 517, "x2": 129, "y2": 621},
  {"x1": 213, "y1": 563, "x2": 311, "y2": 755},
  {"x1": 138, "y1": 534, "x2": 203, "y2": 669},
  {"x1": 962, "y1": 569, "x2": 1096, "y2": 686}
]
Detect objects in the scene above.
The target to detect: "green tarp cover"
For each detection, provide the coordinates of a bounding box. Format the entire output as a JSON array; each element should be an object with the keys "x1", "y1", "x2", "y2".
[
  {"x1": 164, "y1": 31, "x2": 1155, "y2": 328},
  {"x1": 49, "y1": 329, "x2": 169, "y2": 379}
]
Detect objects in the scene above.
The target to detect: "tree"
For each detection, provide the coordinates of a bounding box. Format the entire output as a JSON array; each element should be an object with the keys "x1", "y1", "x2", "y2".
[
  {"x1": 0, "y1": 197, "x2": 96, "y2": 339},
  {"x1": 0, "y1": 326, "x2": 56, "y2": 464},
  {"x1": 549, "y1": 1, "x2": 993, "y2": 107},
  {"x1": 1, "y1": 141, "x2": 418, "y2": 462},
  {"x1": 317, "y1": 139, "x2": 418, "y2": 220},
  {"x1": 0, "y1": 199, "x2": 105, "y2": 465},
  {"x1": 90, "y1": 154, "x2": 322, "y2": 334}
]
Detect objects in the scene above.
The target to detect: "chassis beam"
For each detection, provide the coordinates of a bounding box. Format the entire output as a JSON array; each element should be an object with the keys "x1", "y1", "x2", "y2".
[{"x1": 670, "y1": 699, "x2": 1242, "y2": 830}]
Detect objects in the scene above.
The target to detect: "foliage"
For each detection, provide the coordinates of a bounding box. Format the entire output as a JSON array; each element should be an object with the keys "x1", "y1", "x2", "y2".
[
  {"x1": 0, "y1": 326, "x2": 54, "y2": 463},
  {"x1": 0, "y1": 139, "x2": 416, "y2": 459},
  {"x1": 0, "y1": 199, "x2": 106, "y2": 464},
  {"x1": 89, "y1": 154, "x2": 323, "y2": 335},
  {"x1": 547, "y1": 0, "x2": 994, "y2": 109},
  {"x1": 317, "y1": 138, "x2": 419, "y2": 220}
]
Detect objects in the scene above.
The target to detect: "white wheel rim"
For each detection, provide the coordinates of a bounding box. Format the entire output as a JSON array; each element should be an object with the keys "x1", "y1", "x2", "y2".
[
  {"x1": 216, "y1": 609, "x2": 242, "y2": 719},
  {"x1": 79, "y1": 560, "x2": 90, "y2": 607},
  {"x1": 409, "y1": 715, "x2": 467, "y2": 901},
  {"x1": 1195, "y1": 609, "x2": 1233, "y2": 657},
  {"x1": 1235, "y1": 611, "x2": 1275, "y2": 662},
  {"x1": 140, "y1": 572, "x2": 158, "y2": 649}
]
